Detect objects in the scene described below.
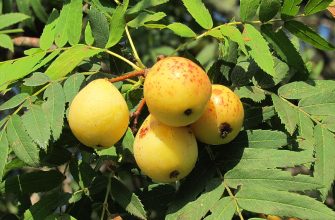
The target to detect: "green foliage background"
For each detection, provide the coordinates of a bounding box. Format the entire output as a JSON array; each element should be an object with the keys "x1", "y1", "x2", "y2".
[{"x1": 1, "y1": 0, "x2": 335, "y2": 219}]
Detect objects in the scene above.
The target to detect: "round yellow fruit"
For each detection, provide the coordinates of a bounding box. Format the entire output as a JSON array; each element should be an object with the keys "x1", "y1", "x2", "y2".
[
  {"x1": 68, "y1": 78, "x2": 129, "y2": 148},
  {"x1": 144, "y1": 57, "x2": 211, "y2": 127},
  {"x1": 191, "y1": 84, "x2": 244, "y2": 145},
  {"x1": 267, "y1": 215, "x2": 282, "y2": 220},
  {"x1": 133, "y1": 115, "x2": 198, "y2": 183}
]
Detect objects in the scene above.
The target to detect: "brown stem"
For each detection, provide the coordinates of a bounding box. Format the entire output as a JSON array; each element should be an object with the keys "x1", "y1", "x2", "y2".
[
  {"x1": 108, "y1": 69, "x2": 147, "y2": 83},
  {"x1": 131, "y1": 98, "x2": 146, "y2": 132}
]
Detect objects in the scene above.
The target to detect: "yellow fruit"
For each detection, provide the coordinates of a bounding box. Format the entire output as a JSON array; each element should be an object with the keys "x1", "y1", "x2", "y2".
[
  {"x1": 133, "y1": 115, "x2": 198, "y2": 183},
  {"x1": 68, "y1": 78, "x2": 129, "y2": 148},
  {"x1": 191, "y1": 84, "x2": 244, "y2": 145},
  {"x1": 267, "y1": 215, "x2": 282, "y2": 220},
  {"x1": 144, "y1": 57, "x2": 211, "y2": 127}
]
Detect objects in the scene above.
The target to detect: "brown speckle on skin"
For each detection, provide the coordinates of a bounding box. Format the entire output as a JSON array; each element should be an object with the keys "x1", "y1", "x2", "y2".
[
  {"x1": 169, "y1": 170, "x2": 180, "y2": 179},
  {"x1": 184, "y1": 108, "x2": 192, "y2": 116},
  {"x1": 219, "y1": 122, "x2": 232, "y2": 138},
  {"x1": 139, "y1": 127, "x2": 149, "y2": 138}
]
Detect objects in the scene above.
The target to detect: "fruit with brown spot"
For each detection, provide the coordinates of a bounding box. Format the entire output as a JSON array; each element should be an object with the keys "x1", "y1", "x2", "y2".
[
  {"x1": 133, "y1": 115, "x2": 198, "y2": 183},
  {"x1": 144, "y1": 56, "x2": 211, "y2": 127},
  {"x1": 68, "y1": 79, "x2": 129, "y2": 148},
  {"x1": 191, "y1": 84, "x2": 244, "y2": 145}
]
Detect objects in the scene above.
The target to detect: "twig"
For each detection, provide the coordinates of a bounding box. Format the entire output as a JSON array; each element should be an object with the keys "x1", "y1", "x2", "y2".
[
  {"x1": 0, "y1": 28, "x2": 24, "y2": 34},
  {"x1": 125, "y1": 25, "x2": 145, "y2": 69},
  {"x1": 108, "y1": 69, "x2": 147, "y2": 83},
  {"x1": 101, "y1": 174, "x2": 113, "y2": 220},
  {"x1": 131, "y1": 98, "x2": 146, "y2": 133},
  {"x1": 12, "y1": 36, "x2": 40, "y2": 48}
]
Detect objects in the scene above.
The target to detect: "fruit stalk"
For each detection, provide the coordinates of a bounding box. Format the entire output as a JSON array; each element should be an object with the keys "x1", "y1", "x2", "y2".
[
  {"x1": 108, "y1": 69, "x2": 147, "y2": 83},
  {"x1": 131, "y1": 98, "x2": 146, "y2": 132}
]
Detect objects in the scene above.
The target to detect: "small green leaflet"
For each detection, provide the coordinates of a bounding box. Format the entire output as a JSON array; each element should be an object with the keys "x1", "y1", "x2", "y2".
[
  {"x1": 127, "y1": 12, "x2": 166, "y2": 28},
  {"x1": 0, "y1": 34, "x2": 13, "y2": 51},
  {"x1": 88, "y1": 7, "x2": 110, "y2": 48},
  {"x1": 0, "y1": 130, "x2": 9, "y2": 180},
  {"x1": 105, "y1": 0, "x2": 129, "y2": 48},
  {"x1": 166, "y1": 178, "x2": 225, "y2": 220},
  {"x1": 167, "y1": 23, "x2": 196, "y2": 38},
  {"x1": 40, "y1": 10, "x2": 59, "y2": 50},
  {"x1": 221, "y1": 25, "x2": 248, "y2": 55},
  {"x1": 321, "y1": 116, "x2": 335, "y2": 133},
  {"x1": 305, "y1": 0, "x2": 333, "y2": 15},
  {"x1": 299, "y1": 91, "x2": 335, "y2": 116},
  {"x1": 122, "y1": 128, "x2": 135, "y2": 153},
  {"x1": 231, "y1": 129, "x2": 288, "y2": 149},
  {"x1": 236, "y1": 186, "x2": 335, "y2": 220},
  {"x1": 42, "y1": 82, "x2": 66, "y2": 141},
  {"x1": 84, "y1": 22, "x2": 94, "y2": 46},
  {"x1": 240, "y1": 0, "x2": 261, "y2": 22},
  {"x1": 45, "y1": 45, "x2": 103, "y2": 80},
  {"x1": 54, "y1": 0, "x2": 83, "y2": 47},
  {"x1": 0, "y1": 93, "x2": 29, "y2": 111},
  {"x1": 243, "y1": 24, "x2": 276, "y2": 76},
  {"x1": 205, "y1": 197, "x2": 235, "y2": 220},
  {"x1": 23, "y1": 72, "x2": 50, "y2": 87},
  {"x1": 281, "y1": 0, "x2": 302, "y2": 18},
  {"x1": 181, "y1": 0, "x2": 213, "y2": 29},
  {"x1": 30, "y1": 0, "x2": 48, "y2": 23},
  {"x1": 6, "y1": 115, "x2": 40, "y2": 167},
  {"x1": 314, "y1": 125, "x2": 335, "y2": 201},
  {"x1": 127, "y1": 0, "x2": 169, "y2": 14},
  {"x1": 234, "y1": 86, "x2": 266, "y2": 102},
  {"x1": 284, "y1": 20, "x2": 335, "y2": 51},
  {"x1": 225, "y1": 169, "x2": 322, "y2": 191},
  {"x1": 110, "y1": 177, "x2": 147, "y2": 220},
  {"x1": 63, "y1": 73, "x2": 85, "y2": 103},
  {"x1": 259, "y1": 0, "x2": 281, "y2": 22},
  {"x1": 297, "y1": 111, "x2": 314, "y2": 149},
  {"x1": 0, "y1": 13, "x2": 30, "y2": 30},
  {"x1": 32, "y1": 49, "x2": 61, "y2": 71},
  {"x1": 22, "y1": 105, "x2": 50, "y2": 150},
  {"x1": 272, "y1": 94, "x2": 298, "y2": 134}
]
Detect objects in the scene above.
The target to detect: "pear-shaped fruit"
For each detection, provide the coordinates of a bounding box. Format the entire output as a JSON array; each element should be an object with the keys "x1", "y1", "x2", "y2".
[
  {"x1": 191, "y1": 84, "x2": 244, "y2": 145},
  {"x1": 144, "y1": 57, "x2": 211, "y2": 127},
  {"x1": 68, "y1": 78, "x2": 129, "y2": 148},
  {"x1": 134, "y1": 115, "x2": 198, "y2": 183}
]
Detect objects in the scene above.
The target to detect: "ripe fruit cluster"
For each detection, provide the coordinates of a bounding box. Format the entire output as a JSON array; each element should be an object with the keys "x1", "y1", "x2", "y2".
[{"x1": 68, "y1": 56, "x2": 244, "y2": 183}]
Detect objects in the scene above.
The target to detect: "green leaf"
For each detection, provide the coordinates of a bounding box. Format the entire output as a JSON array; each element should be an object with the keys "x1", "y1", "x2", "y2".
[
  {"x1": 88, "y1": 7, "x2": 109, "y2": 48},
  {"x1": 259, "y1": 0, "x2": 281, "y2": 22},
  {"x1": 218, "y1": 148, "x2": 313, "y2": 170},
  {"x1": 0, "y1": 93, "x2": 29, "y2": 111},
  {"x1": 236, "y1": 186, "x2": 335, "y2": 220},
  {"x1": 314, "y1": 125, "x2": 335, "y2": 200},
  {"x1": 321, "y1": 116, "x2": 335, "y2": 133},
  {"x1": 33, "y1": 49, "x2": 61, "y2": 71},
  {"x1": 0, "y1": 130, "x2": 9, "y2": 179},
  {"x1": 243, "y1": 106, "x2": 276, "y2": 129},
  {"x1": 23, "y1": 72, "x2": 50, "y2": 87},
  {"x1": 240, "y1": 0, "x2": 261, "y2": 22},
  {"x1": 0, "y1": 34, "x2": 13, "y2": 51},
  {"x1": 30, "y1": 0, "x2": 48, "y2": 23},
  {"x1": 272, "y1": 94, "x2": 298, "y2": 135},
  {"x1": 166, "y1": 178, "x2": 225, "y2": 220},
  {"x1": 45, "y1": 45, "x2": 102, "y2": 80},
  {"x1": 122, "y1": 128, "x2": 134, "y2": 153},
  {"x1": 243, "y1": 24, "x2": 276, "y2": 76},
  {"x1": 181, "y1": 0, "x2": 213, "y2": 29},
  {"x1": 127, "y1": 12, "x2": 166, "y2": 28},
  {"x1": 6, "y1": 115, "x2": 40, "y2": 167},
  {"x1": 0, "y1": 52, "x2": 46, "y2": 90},
  {"x1": 167, "y1": 23, "x2": 196, "y2": 38},
  {"x1": 84, "y1": 22, "x2": 94, "y2": 46},
  {"x1": 63, "y1": 73, "x2": 85, "y2": 103},
  {"x1": 284, "y1": 20, "x2": 335, "y2": 51},
  {"x1": 297, "y1": 111, "x2": 314, "y2": 149},
  {"x1": 205, "y1": 197, "x2": 235, "y2": 220},
  {"x1": 54, "y1": 0, "x2": 83, "y2": 47},
  {"x1": 127, "y1": 0, "x2": 169, "y2": 14},
  {"x1": 3, "y1": 158, "x2": 27, "y2": 178},
  {"x1": 110, "y1": 177, "x2": 147, "y2": 220},
  {"x1": 42, "y1": 83, "x2": 65, "y2": 141},
  {"x1": 24, "y1": 191, "x2": 71, "y2": 220},
  {"x1": 281, "y1": 0, "x2": 302, "y2": 18},
  {"x1": 278, "y1": 80, "x2": 335, "y2": 99},
  {"x1": 40, "y1": 9, "x2": 59, "y2": 50},
  {"x1": 0, "y1": 13, "x2": 30, "y2": 30},
  {"x1": 234, "y1": 86, "x2": 266, "y2": 102},
  {"x1": 225, "y1": 169, "x2": 322, "y2": 191},
  {"x1": 105, "y1": 0, "x2": 128, "y2": 48},
  {"x1": 3, "y1": 170, "x2": 64, "y2": 194},
  {"x1": 305, "y1": 0, "x2": 333, "y2": 15},
  {"x1": 221, "y1": 25, "x2": 247, "y2": 55},
  {"x1": 22, "y1": 105, "x2": 50, "y2": 149},
  {"x1": 231, "y1": 130, "x2": 288, "y2": 149},
  {"x1": 299, "y1": 91, "x2": 335, "y2": 117}
]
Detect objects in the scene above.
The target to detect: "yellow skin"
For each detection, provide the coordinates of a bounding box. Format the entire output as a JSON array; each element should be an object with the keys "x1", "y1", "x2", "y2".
[
  {"x1": 191, "y1": 84, "x2": 244, "y2": 145},
  {"x1": 68, "y1": 79, "x2": 129, "y2": 148},
  {"x1": 144, "y1": 56, "x2": 211, "y2": 127},
  {"x1": 267, "y1": 216, "x2": 282, "y2": 220},
  {"x1": 133, "y1": 115, "x2": 198, "y2": 183}
]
